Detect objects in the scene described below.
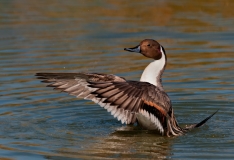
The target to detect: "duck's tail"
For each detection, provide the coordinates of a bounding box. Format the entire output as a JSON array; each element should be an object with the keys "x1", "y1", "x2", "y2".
[
  {"x1": 184, "y1": 110, "x2": 219, "y2": 130},
  {"x1": 166, "y1": 110, "x2": 218, "y2": 137}
]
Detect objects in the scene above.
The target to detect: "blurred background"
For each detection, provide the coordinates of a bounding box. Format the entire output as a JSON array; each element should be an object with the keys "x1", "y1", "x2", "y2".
[{"x1": 0, "y1": 0, "x2": 234, "y2": 159}]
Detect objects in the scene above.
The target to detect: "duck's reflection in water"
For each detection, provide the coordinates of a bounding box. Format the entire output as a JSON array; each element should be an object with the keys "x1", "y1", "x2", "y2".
[{"x1": 50, "y1": 125, "x2": 174, "y2": 159}]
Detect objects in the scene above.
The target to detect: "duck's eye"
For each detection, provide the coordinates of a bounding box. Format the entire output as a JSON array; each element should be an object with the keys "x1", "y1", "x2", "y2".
[{"x1": 147, "y1": 44, "x2": 151, "y2": 47}]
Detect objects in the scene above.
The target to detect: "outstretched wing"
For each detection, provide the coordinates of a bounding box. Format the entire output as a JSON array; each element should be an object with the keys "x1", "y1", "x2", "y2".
[{"x1": 36, "y1": 72, "x2": 173, "y2": 133}]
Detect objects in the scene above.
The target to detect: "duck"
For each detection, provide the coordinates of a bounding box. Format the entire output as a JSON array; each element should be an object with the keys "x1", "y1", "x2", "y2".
[{"x1": 35, "y1": 39, "x2": 217, "y2": 137}]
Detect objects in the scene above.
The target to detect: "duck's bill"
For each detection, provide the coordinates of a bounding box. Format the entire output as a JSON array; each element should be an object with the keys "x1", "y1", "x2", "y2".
[
  {"x1": 185, "y1": 110, "x2": 219, "y2": 130},
  {"x1": 124, "y1": 45, "x2": 141, "y2": 53}
]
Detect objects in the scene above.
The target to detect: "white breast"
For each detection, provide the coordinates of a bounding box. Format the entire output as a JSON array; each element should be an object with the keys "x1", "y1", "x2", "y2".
[{"x1": 136, "y1": 110, "x2": 164, "y2": 134}]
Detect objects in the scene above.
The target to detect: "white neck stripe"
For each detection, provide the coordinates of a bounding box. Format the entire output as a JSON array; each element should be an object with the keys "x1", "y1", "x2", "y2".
[{"x1": 140, "y1": 46, "x2": 166, "y2": 88}]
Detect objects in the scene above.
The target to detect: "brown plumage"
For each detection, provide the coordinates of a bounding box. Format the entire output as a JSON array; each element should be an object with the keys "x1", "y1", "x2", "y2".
[{"x1": 35, "y1": 39, "x2": 217, "y2": 137}]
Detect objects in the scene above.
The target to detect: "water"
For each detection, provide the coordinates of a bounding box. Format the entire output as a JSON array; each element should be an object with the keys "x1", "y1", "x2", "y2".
[{"x1": 0, "y1": 0, "x2": 234, "y2": 159}]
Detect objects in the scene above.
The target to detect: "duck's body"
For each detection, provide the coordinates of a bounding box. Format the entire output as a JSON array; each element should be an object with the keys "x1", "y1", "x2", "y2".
[{"x1": 36, "y1": 39, "x2": 217, "y2": 137}]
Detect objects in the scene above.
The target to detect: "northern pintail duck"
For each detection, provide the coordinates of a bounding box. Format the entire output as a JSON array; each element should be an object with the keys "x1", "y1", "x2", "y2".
[{"x1": 36, "y1": 39, "x2": 217, "y2": 137}]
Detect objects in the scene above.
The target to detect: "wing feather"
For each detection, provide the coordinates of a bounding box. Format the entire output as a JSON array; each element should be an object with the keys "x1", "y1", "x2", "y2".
[
  {"x1": 36, "y1": 73, "x2": 175, "y2": 133},
  {"x1": 98, "y1": 88, "x2": 120, "y2": 98},
  {"x1": 94, "y1": 85, "x2": 116, "y2": 95},
  {"x1": 111, "y1": 94, "x2": 129, "y2": 106}
]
